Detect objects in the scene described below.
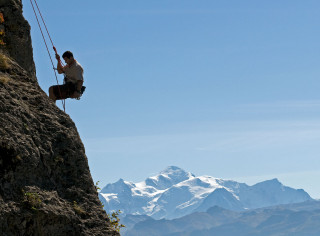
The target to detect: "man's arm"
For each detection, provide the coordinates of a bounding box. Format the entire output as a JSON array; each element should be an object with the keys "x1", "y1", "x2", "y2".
[
  {"x1": 55, "y1": 54, "x2": 64, "y2": 74},
  {"x1": 76, "y1": 66, "x2": 84, "y2": 92},
  {"x1": 76, "y1": 80, "x2": 83, "y2": 92},
  {"x1": 70, "y1": 80, "x2": 83, "y2": 98}
]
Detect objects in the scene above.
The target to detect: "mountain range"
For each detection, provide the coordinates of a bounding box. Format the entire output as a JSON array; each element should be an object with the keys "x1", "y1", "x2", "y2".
[
  {"x1": 99, "y1": 166, "x2": 312, "y2": 220},
  {"x1": 123, "y1": 200, "x2": 320, "y2": 236}
]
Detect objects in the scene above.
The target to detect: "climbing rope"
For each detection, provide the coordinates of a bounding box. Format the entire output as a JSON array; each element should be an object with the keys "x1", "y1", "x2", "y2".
[
  {"x1": 29, "y1": 0, "x2": 66, "y2": 111},
  {"x1": 32, "y1": 0, "x2": 65, "y2": 67}
]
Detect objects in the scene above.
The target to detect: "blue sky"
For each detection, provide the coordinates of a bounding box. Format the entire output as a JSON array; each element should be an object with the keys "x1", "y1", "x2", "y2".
[{"x1": 23, "y1": 0, "x2": 320, "y2": 198}]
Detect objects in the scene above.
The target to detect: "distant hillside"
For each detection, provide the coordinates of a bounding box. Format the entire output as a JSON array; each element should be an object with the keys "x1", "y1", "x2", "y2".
[
  {"x1": 124, "y1": 200, "x2": 320, "y2": 236},
  {"x1": 100, "y1": 166, "x2": 312, "y2": 219}
]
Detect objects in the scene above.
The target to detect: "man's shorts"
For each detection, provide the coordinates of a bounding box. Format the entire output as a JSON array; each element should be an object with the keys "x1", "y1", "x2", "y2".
[{"x1": 51, "y1": 82, "x2": 76, "y2": 100}]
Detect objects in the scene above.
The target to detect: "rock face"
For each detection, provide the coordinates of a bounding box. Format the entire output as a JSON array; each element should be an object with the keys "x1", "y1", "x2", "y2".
[
  {"x1": 0, "y1": 1, "x2": 119, "y2": 235},
  {"x1": 1, "y1": 0, "x2": 35, "y2": 79}
]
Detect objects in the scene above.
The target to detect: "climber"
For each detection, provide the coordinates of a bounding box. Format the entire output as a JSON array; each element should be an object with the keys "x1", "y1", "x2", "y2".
[{"x1": 48, "y1": 51, "x2": 84, "y2": 103}]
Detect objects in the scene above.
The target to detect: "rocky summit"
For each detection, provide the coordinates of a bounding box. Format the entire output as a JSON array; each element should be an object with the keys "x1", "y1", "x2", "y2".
[{"x1": 0, "y1": 0, "x2": 118, "y2": 235}]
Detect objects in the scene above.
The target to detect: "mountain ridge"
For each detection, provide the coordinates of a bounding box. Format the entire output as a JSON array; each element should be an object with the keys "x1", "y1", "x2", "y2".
[
  {"x1": 123, "y1": 200, "x2": 320, "y2": 236},
  {"x1": 100, "y1": 166, "x2": 311, "y2": 220}
]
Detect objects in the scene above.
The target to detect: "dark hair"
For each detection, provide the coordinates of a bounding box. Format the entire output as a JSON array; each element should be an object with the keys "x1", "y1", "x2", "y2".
[{"x1": 62, "y1": 51, "x2": 73, "y2": 59}]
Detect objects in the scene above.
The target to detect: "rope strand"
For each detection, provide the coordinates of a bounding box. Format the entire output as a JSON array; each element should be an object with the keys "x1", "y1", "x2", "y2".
[
  {"x1": 33, "y1": 0, "x2": 54, "y2": 47},
  {"x1": 33, "y1": 0, "x2": 65, "y2": 67},
  {"x1": 29, "y1": 0, "x2": 65, "y2": 111}
]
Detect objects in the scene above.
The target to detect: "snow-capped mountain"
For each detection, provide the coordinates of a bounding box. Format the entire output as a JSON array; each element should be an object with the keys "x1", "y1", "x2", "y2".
[{"x1": 99, "y1": 166, "x2": 312, "y2": 220}]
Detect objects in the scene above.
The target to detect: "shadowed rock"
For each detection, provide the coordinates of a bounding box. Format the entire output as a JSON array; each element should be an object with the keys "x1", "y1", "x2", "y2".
[{"x1": 0, "y1": 0, "x2": 119, "y2": 235}]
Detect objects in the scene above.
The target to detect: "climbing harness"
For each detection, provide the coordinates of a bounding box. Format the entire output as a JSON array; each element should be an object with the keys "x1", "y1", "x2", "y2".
[{"x1": 29, "y1": 0, "x2": 66, "y2": 111}]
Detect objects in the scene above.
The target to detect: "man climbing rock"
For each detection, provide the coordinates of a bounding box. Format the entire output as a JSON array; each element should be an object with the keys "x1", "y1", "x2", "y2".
[{"x1": 49, "y1": 51, "x2": 84, "y2": 103}]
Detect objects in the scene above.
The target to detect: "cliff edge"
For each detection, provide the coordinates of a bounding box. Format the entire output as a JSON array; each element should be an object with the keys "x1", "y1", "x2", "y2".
[{"x1": 0, "y1": 1, "x2": 119, "y2": 235}]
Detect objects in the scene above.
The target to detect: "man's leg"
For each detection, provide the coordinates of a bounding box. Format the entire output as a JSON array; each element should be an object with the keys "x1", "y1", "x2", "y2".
[{"x1": 49, "y1": 86, "x2": 56, "y2": 103}]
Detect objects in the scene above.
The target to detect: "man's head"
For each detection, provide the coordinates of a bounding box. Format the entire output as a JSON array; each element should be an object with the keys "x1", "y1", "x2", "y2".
[{"x1": 62, "y1": 51, "x2": 74, "y2": 65}]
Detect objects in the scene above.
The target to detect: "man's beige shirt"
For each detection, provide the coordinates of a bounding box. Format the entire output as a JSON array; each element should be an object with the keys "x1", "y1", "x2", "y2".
[{"x1": 64, "y1": 60, "x2": 84, "y2": 83}]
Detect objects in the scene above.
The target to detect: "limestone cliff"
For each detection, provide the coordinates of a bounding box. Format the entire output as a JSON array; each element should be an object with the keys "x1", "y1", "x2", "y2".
[{"x1": 0, "y1": 1, "x2": 119, "y2": 235}]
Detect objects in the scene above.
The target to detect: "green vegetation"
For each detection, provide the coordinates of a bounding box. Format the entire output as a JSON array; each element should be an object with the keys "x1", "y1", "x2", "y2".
[
  {"x1": 23, "y1": 190, "x2": 42, "y2": 211},
  {"x1": 54, "y1": 155, "x2": 64, "y2": 163},
  {"x1": 23, "y1": 123, "x2": 29, "y2": 132},
  {"x1": 108, "y1": 210, "x2": 125, "y2": 232},
  {"x1": 94, "y1": 181, "x2": 125, "y2": 232},
  {"x1": 0, "y1": 74, "x2": 9, "y2": 84},
  {"x1": 95, "y1": 181, "x2": 101, "y2": 191},
  {"x1": 73, "y1": 201, "x2": 86, "y2": 215},
  {"x1": 0, "y1": 31, "x2": 5, "y2": 46},
  {"x1": 0, "y1": 53, "x2": 9, "y2": 70}
]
